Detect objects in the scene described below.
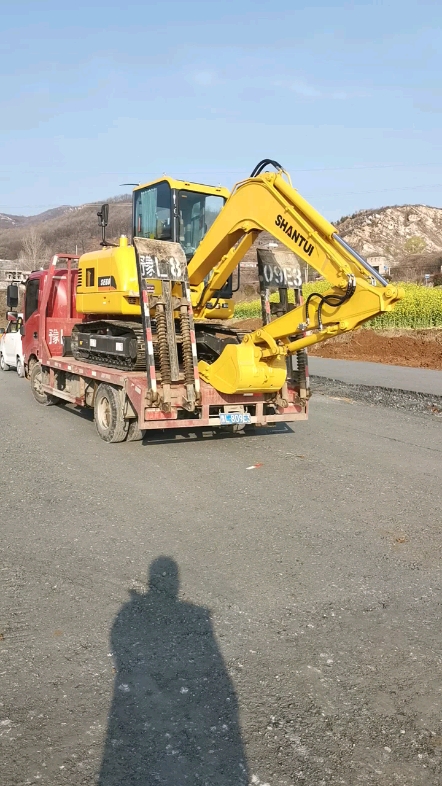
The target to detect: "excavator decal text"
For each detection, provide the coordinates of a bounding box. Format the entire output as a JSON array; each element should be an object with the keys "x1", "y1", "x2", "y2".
[
  {"x1": 98, "y1": 276, "x2": 117, "y2": 288},
  {"x1": 275, "y1": 215, "x2": 314, "y2": 256}
]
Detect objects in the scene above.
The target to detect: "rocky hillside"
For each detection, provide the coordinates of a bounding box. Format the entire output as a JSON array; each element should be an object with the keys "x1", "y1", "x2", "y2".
[{"x1": 336, "y1": 204, "x2": 442, "y2": 270}]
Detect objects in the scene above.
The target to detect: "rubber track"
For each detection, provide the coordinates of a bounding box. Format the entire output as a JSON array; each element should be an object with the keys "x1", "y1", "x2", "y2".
[
  {"x1": 71, "y1": 320, "x2": 245, "y2": 373},
  {"x1": 72, "y1": 321, "x2": 147, "y2": 371}
]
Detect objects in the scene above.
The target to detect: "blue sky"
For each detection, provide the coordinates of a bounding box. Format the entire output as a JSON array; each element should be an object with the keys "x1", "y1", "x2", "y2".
[{"x1": 1, "y1": 0, "x2": 442, "y2": 220}]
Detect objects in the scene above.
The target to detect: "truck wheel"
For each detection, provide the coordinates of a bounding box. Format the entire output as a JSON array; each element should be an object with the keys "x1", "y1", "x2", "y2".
[
  {"x1": 94, "y1": 384, "x2": 129, "y2": 443},
  {"x1": 27, "y1": 356, "x2": 37, "y2": 373},
  {"x1": 30, "y1": 363, "x2": 55, "y2": 406},
  {"x1": 0, "y1": 354, "x2": 10, "y2": 371},
  {"x1": 16, "y1": 357, "x2": 25, "y2": 378},
  {"x1": 126, "y1": 420, "x2": 145, "y2": 442}
]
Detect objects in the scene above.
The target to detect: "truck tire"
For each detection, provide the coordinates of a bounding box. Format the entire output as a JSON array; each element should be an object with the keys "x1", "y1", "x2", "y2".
[
  {"x1": 126, "y1": 420, "x2": 145, "y2": 442},
  {"x1": 27, "y1": 356, "x2": 37, "y2": 374},
  {"x1": 30, "y1": 363, "x2": 55, "y2": 406},
  {"x1": 16, "y1": 357, "x2": 25, "y2": 378},
  {"x1": 0, "y1": 353, "x2": 10, "y2": 371},
  {"x1": 94, "y1": 384, "x2": 129, "y2": 443}
]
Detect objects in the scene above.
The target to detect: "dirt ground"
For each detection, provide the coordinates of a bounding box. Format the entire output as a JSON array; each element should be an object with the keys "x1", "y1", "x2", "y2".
[
  {"x1": 309, "y1": 329, "x2": 442, "y2": 369},
  {"x1": 232, "y1": 319, "x2": 442, "y2": 370}
]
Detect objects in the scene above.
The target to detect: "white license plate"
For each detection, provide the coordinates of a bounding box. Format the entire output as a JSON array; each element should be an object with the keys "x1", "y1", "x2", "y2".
[{"x1": 219, "y1": 412, "x2": 251, "y2": 425}]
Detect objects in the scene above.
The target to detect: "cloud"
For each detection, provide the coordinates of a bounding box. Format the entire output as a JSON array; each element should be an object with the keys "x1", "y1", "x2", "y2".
[
  {"x1": 191, "y1": 70, "x2": 216, "y2": 86},
  {"x1": 287, "y1": 80, "x2": 322, "y2": 98},
  {"x1": 274, "y1": 79, "x2": 353, "y2": 100}
]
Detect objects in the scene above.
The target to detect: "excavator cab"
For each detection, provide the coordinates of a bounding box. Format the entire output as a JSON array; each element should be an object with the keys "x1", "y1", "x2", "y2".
[
  {"x1": 133, "y1": 177, "x2": 236, "y2": 307},
  {"x1": 76, "y1": 177, "x2": 236, "y2": 320}
]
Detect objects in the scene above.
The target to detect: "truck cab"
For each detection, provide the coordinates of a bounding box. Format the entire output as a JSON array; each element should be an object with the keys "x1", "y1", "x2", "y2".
[{"x1": 21, "y1": 260, "x2": 81, "y2": 375}]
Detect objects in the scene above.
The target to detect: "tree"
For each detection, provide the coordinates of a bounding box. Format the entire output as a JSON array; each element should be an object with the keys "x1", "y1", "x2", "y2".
[{"x1": 18, "y1": 227, "x2": 50, "y2": 270}]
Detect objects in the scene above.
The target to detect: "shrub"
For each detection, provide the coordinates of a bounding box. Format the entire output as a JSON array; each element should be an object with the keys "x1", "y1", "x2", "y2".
[{"x1": 404, "y1": 236, "x2": 426, "y2": 255}]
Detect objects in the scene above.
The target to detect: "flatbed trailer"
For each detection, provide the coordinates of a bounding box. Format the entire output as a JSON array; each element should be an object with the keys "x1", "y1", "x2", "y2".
[
  {"x1": 41, "y1": 354, "x2": 308, "y2": 430},
  {"x1": 24, "y1": 250, "x2": 309, "y2": 443}
]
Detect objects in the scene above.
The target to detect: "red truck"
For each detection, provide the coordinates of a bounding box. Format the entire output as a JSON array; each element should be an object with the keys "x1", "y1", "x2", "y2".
[{"x1": 21, "y1": 254, "x2": 309, "y2": 443}]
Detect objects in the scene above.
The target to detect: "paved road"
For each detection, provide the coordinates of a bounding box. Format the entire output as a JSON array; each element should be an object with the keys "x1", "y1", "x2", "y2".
[
  {"x1": 309, "y1": 356, "x2": 442, "y2": 395},
  {"x1": 1, "y1": 371, "x2": 442, "y2": 786}
]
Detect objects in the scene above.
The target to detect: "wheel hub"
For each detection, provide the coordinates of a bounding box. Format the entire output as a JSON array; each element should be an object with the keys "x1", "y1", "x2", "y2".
[{"x1": 97, "y1": 396, "x2": 111, "y2": 431}]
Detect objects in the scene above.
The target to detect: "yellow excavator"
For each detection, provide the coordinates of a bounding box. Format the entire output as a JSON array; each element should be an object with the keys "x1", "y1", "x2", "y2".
[
  {"x1": 72, "y1": 158, "x2": 403, "y2": 396},
  {"x1": 76, "y1": 177, "x2": 235, "y2": 320}
]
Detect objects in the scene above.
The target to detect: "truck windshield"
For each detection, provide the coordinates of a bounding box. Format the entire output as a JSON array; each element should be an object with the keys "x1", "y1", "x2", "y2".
[{"x1": 178, "y1": 191, "x2": 225, "y2": 261}]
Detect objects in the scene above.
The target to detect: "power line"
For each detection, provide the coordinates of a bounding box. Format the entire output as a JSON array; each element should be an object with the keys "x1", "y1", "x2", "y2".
[
  {"x1": 0, "y1": 202, "x2": 133, "y2": 209},
  {"x1": 3, "y1": 181, "x2": 442, "y2": 212},
  {"x1": 319, "y1": 183, "x2": 442, "y2": 197},
  {"x1": 2, "y1": 162, "x2": 442, "y2": 177}
]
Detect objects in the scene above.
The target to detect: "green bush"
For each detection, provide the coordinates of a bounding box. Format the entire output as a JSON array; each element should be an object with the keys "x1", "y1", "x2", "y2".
[{"x1": 404, "y1": 236, "x2": 426, "y2": 254}]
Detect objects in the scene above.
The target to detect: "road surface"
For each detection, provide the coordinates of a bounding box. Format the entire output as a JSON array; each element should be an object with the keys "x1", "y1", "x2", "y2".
[
  {"x1": 309, "y1": 356, "x2": 442, "y2": 395},
  {"x1": 1, "y1": 370, "x2": 441, "y2": 785}
]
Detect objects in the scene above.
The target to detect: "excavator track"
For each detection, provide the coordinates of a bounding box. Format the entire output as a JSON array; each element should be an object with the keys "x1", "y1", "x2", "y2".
[
  {"x1": 71, "y1": 320, "x2": 147, "y2": 371},
  {"x1": 70, "y1": 319, "x2": 245, "y2": 373}
]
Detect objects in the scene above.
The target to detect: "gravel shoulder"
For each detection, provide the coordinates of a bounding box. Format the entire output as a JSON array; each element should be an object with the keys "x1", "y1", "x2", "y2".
[{"x1": 309, "y1": 356, "x2": 442, "y2": 396}]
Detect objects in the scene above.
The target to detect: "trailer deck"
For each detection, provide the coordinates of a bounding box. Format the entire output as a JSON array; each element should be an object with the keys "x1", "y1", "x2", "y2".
[{"x1": 43, "y1": 354, "x2": 308, "y2": 430}]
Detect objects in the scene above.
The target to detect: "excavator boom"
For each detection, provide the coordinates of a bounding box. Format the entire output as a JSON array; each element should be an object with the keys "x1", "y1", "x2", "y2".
[{"x1": 186, "y1": 166, "x2": 403, "y2": 393}]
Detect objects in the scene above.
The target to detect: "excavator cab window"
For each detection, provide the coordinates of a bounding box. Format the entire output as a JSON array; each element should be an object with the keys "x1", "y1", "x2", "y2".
[
  {"x1": 178, "y1": 191, "x2": 225, "y2": 263},
  {"x1": 133, "y1": 182, "x2": 232, "y2": 297},
  {"x1": 133, "y1": 181, "x2": 172, "y2": 241}
]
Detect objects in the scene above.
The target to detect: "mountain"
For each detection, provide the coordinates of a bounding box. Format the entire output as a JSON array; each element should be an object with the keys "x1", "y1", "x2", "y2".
[
  {"x1": 0, "y1": 213, "x2": 26, "y2": 229},
  {"x1": 0, "y1": 206, "x2": 77, "y2": 230},
  {"x1": 0, "y1": 198, "x2": 132, "y2": 261},
  {"x1": 336, "y1": 204, "x2": 442, "y2": 271}
]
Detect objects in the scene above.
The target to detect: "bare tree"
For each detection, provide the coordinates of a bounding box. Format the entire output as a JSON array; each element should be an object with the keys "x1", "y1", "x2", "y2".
[{"x1": 19, "y1": 227, "x2": 50, "y2": 270}]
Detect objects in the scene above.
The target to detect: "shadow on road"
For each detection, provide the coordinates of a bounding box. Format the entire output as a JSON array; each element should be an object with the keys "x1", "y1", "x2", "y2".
[
  {"x1": 98, "y1": 557, "x2": 249, "y2": 785},
  {"x1": 140, "y1": 422, "x2": 293, "y2": 446},
  {"x1": 62, "y1": 402, "x2": 293, "y2": 444}
]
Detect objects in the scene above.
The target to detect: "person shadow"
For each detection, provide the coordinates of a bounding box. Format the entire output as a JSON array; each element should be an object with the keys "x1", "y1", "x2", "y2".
[{"x1": 98, "y1": 556, "x2": 249, "y2": 785}]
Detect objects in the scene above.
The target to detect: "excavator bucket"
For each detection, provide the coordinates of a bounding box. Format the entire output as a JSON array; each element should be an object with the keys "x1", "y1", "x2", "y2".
[
  {"x1": 198, "y1": 342, "x2": 287, "y2": 395},
  {"x1": 199, "y1": 248, "x2": 303, "y2": 395}
]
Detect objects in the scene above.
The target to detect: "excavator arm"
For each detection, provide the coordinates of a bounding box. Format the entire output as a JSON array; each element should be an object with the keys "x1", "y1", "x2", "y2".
[{"x1": 187, "y1": 164, "x2": 403, "y2": 394}]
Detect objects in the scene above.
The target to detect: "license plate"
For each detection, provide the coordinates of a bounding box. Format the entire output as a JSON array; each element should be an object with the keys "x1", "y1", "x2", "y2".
[{"x1": 219, "y1": 412, "x2": 251, "y2": 425}]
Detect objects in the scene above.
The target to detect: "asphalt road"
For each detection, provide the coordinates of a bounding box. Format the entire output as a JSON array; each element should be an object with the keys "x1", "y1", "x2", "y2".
[
  {"x1": 1, "y1": 370, "x2": 442, "y2": 786},
  {"x1": 309, "y1": 357, "x2": 442, "y2": 396}
]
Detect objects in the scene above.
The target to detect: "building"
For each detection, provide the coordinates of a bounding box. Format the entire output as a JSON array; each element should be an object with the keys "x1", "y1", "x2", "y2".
[
  {"x1": 364, "y1": 256, "x2": 391, "y2": 276},
  {"x1": 0, "y1": 260, "x2": 30, "y2": 291}
]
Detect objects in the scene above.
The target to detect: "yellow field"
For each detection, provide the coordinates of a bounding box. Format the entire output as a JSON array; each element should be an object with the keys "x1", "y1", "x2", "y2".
[{"x1": 234, "y1": 283, "x2": 442, "y2": 330}]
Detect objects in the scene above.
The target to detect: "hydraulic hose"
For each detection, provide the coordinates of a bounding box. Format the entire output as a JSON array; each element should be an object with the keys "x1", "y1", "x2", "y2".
[
  {"x1": 305, "y1": 276, "x2": 356, "y2": 331},
  {"x1": 250, "y1": 159, "x2": 284, "y2": 178}
]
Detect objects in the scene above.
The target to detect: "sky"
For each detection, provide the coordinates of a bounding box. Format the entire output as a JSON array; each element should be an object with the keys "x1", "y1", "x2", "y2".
[{"x1": 1, "y1": 0, "x2": 442, "y2": 220}]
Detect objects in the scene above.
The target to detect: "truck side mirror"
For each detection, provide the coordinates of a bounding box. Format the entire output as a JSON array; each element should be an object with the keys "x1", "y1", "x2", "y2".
[
  {"x1": 20, "y1": 324, "x2": 26, "y2": 337},
  {"x1": 97, "y1": 203, "x2": 109, "y2": 228},
  {"x1": 97, "y1": 203, "x2": 110, "y2": 246},
  {"x1": 6, "y1": 283, "x2": 19, "y2": 309}
]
